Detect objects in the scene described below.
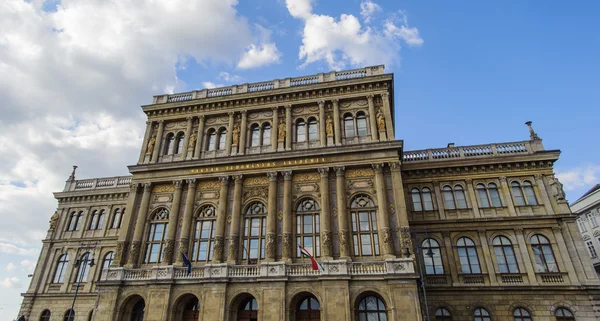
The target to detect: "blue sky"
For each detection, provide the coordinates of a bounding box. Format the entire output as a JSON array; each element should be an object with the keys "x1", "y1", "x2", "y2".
[{"x1": 0, "y1": 0, "x2": 599, "y2": 319}]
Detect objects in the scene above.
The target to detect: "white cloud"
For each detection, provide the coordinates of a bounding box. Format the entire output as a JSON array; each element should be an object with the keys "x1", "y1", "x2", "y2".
[
  {"x1": 238, "y1": 43, "x2": 282, "y2": 69},
  {"x1": 218, "y1": 72, "x2": 243, "y2": 83},
  {"x1": 286, "y1": 1, "x2": 423, "y2": 70},
  {"x1": 5, "y1": 263, "x2": 16, "y2": 272},
  {"x1": 0, "y1": 243, "x2": 38, "y2": 257},
  {"x1": 202, "y1": 82, "x2": 225, "y2": 89},
  {"x1": 556, "y1": 165, "x2": 600, "y2": 191},
  {"x1": 360, "y1": 0, "x2": 381, "y2": 24},
  {"x1": 20, "y1": 260, "x2": 36, "y2": 273},
  {"x1": 0, "y1": 277, "x2": 20, "y2": 289}
]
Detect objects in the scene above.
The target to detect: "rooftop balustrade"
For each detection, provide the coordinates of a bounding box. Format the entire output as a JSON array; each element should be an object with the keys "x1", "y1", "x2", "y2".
[{"x1": 63, "y1": 175, "x2": 132, "y2": 192}]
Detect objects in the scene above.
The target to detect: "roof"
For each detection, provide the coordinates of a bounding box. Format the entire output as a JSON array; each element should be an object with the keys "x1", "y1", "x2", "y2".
[{"x1": 573, "y1": 184, "x2": 600, "y2": 205}]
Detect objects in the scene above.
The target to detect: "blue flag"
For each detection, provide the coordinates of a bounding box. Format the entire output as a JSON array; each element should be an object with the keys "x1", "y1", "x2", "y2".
[{"x1": 181, "y1": 252, "x2": 192, "y2": 275}]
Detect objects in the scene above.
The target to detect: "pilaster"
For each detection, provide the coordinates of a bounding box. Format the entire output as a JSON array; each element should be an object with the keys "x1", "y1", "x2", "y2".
[
  {"x1": 181, "y1": 116, "x2": 193, "y2": 159},
  {"x1": 164, "y1": 180, "x2": 183, "y2": 265},
  {"x1": 212, "y1": 176, "x2": 229, "y2": 263},
  {"x1": 239, "y1": 110, "x2": 247, "y2": 155},
  {"x1": 227, "y1": 175, "x2": 243, "y2": 263},
  {"x1": 139, "y1": 121, "x2": 153, "y2": 163},
  {"x1": 367, "y1": 94, "x2": 378, "y2": 141},
  {"x1": 318, "y1": 167, "x2": 333, "y2": 259},
  {"x1": 373, "y1": 164, "x2": 394, "y2": 257},
  {"x1": 266, "y1": 172, "x2": 278, "y2": 261},
  {"x1": 176, "y1": 178, "x2": 197, "y2": 265},
  {"x1": 332, "y1": 99, "x2": 341, "y2": 146},
  {"x1": 334, "y1": 166, "x2": 351, "y2": 260},
  {"x1": 193, "y1": 115, "x2": 205, "y2": 159},
  {"x1": 285, "y1": 104, "x2": 292, "y2": 150},
  {"x1": 150, "y1": 120, "x2": 164, "y2": 163},
  {"x1": 128, "y1": 182, "x2": 152, "y2": 267},
  {"x1": 282, "y1": 171, "x2": 293, "y2": 261},
  {"x1": 318, "y1": 100, "x2": 326, "y2": 147}
]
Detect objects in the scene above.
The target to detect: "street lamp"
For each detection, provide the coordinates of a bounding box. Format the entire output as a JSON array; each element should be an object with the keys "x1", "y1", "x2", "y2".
[
  {"x1": 68, "y1": 243, "x2": 97, "y2": 321},
  {"x1": 403, "y1": 228, "x2": 433, "y2": 321}
]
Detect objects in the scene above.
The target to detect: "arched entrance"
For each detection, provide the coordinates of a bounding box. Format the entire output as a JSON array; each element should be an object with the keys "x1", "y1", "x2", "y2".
[
  {"x1": 119, "y1": 295, "x2": 145, "y2": 321},
  {"x1": 172, "y1": 294, "x2": 200, "y2": 321},
  {"x1": 295, "y1": 295, "x2": 320, "y2": 321},
  {"x1": 237, "y1": 296, "x2": 258, "y2": 321}
]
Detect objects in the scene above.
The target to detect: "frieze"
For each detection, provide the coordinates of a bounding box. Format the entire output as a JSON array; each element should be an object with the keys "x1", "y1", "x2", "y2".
[
  {"x1": 293, "y1": 172, "x2": 320, "y2": 182},
  {"x1": 244, "y1": 176, "x2": 269, "y2": 186},
  {"x1": 189, "y1": 157, "x2": 327, "y2": 174},
  {"x1": 339, "y1": 99, "x2": 368, "y2": 110},
  {"x1": 346, "y1": 168, "x2": 375, "y2": 178},
  {"x1": 198, "y1": 180, "x2": 220, "y2": 190},
  {"x1": 294, "y1": 183, "x2": 319, "y2": 193},
  {"x1": 153, "y1": 194, "x2": 173, "y2": 203},
  {"x1": 347, "y1": 179, "x2": 373, "y2": 189},
  {"x1": 402, "y1": 160, "x2": 555, "y2": 180},
  {"x1": 152, "y1": 184, "x2": 175, "y2": 193},
  {"x1": 197, "y1": 191, "x2": 218, "y2": 199}
]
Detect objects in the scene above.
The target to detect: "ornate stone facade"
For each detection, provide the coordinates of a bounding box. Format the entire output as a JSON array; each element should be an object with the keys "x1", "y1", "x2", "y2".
[{"x1": 18, "y1": 65, "x2": 600, "y2": 321}]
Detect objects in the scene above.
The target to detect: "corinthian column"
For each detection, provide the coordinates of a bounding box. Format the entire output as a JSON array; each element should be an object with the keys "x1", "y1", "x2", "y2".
[
  {"x1": 332, "y1": 99, "x2": 341, "y2": 146},
  {"x1": 181, "y1": 116, "x2": 193, "y2": 159},
  {"x1": 212, "y1": 176, "x2": 229, "y2": 263},
  {"x1": 114, "y1": 183, "x2": 139, "y2": 266},
  {"x1": 271, "y1": 107, "x2": 279, "y2": 151},
  {"x1": 381, "y1": 93, "x2": 394, "y2": 140},
  {"x1": 164, "y1": 180, "x2": 183, "y2": 265},
  {"x1": 176, "y1": 179, "x2": 196, "y2": 265},
  {"x1": 128, "y1": 183, "x2": 152, "y2": 267},
  {"x1": 266, "y1": 172, "x2": 278, "y2": 261},
  {"x1": 318, "y1": 168, "x2": 333, "y2": 259},
  {"x1": 151, "y1": 120, "x2": 164, "y2": 163},
  {"x1": 227, "y1": 175, "x2": 243, "y2": 263},
  {"x1": 373, "y1": 164, "x2": 394, "y2": 257},
  {"x1": 282, "y1": 171, "x2": 293, "y2": 261},
  {"x1": 285, "y1": 105, "x2": 292, "y2": 150},
  {"x1": 366, "y1": 95, "x2": 378, "y2": 141},
  {"x1": 193, "y1": 115, "x2": 205, "y2": 159},
  {"x1": 225, "y1": 112, "x2": 235, "y2": 155},
  {"x1": 138, "y1": 121, "x2": 153, "y2": 163},
  {"x1": 334, "y1": 166, "x2": 351, "y2": 259},
  {"x1": 318, "y1": 101, "x2": 326, "y2": 147},
  {"x1": 239, "y1": 111, "x2": 247, "y2": 155},
  {"x1": 389, "y1": 161, "x2": 411, "y2": 254}
]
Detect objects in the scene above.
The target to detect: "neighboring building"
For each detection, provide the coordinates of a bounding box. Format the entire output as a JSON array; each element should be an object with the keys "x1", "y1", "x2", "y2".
[
  {"x1": 571, "y1": 184, "x2": 600, "y2": 277},
  {"x1": 18, "y1": 66, "x2": 600, "y2": 321}
]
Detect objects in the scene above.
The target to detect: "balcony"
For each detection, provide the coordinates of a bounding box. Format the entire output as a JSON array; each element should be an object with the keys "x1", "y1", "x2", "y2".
[
  {"x1": 537, "y1": 272, "x2": 568, "y2": 284},
  {"x1": 402, "y1": 141, "x2": 540, "y2": 164},
  {"x1": 100, "y1": 259, "x2": 415, "y2": 283}
]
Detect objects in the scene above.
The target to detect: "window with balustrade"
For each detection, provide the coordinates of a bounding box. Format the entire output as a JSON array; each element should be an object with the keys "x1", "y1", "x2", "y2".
[
  {"x1": 143, "y1": 208, "x2": 169, "y2": 264},
  {"x1": 295, "y1": 198, "x2": 320, "y2": 258},
  {"x1": 554, "y1": 308, "x2": 575, "y2": 321},
  {"x1": 76, "y1": 252, "x2": 92, "y2": 282},
  {"x1": 111, "y1": 208, "x2": 123, "y2": 229},
  {"x1": 192, "y1": 205, "x2": 217, "y2": 262},
  {"x1": 442, "y1": 185, "x2": 467, "y2": 209},
  {"x1": 242, "y1": 202, "x2": 267, "y2": 261},
  {"x1": 422, "y1": 238, "x2": 444, "y2": 275},
  {"x1": 207, "y1": 129, "x2": 216, "y2": 151},
  {"x1": 435, "y1": 308, "x2": 452, "y2": 321},
  {"x1": 492, "y1": 236, "x2": 519, "y2": 273},
  {"x1": 174, "y1": 132, "x2": 185, "y2": 154},
  {"x1": 513, "y1": 308, "x2": 532, "y2": 321},
  {"x1": 473, "y1": 308, "x2": 491, "y2": 321},
  {"x1": 350, "y1": 194, "x2": 379, "y2": 256},
  {"x1": 356, "y1": 294, "x2": 387, "y2": 321},
  {"x1": 52, "y1": 254, "x2": 69, "y2": 283},
  {"x1": 530, "y1": 234, "x2": 558, "y2": 272},
  {"x1": 511, "y1": 181, "x2": 538, "y2": 206},
  {"x1": 40, "y1": 310, "x2": 51, "y2": 321},
  {"x1": 67, "y1": 211, "x2": 83, "y2": 231},
  {"x1": 99, "y1": 252, "x2": 114, "y2": 280},
  {"x1": 164, "y1": 133, "x2": 175, "y2": 155},
  {"x1": 217, "y1": 128, "x2": 227, "y2": 150},
  {"x1": 477, "y1": 183, "x2": 502, "y2": 208},
  {"x1": 411, "y1": 187, "x2": 434, "y2": 211},
  {"x1": 457, "y1": 237, "x2": 481, "y2": 274}
]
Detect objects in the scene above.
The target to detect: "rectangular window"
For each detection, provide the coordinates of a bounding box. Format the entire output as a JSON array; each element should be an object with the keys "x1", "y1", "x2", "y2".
[
  {"x1": 590, "y1": 214, "x2": 599, "y2": 228},
  {"x1": 579, "y1": 220, "x2": 588, "y2": 232},
  {"x1": 587, "y1": 241, "x2": 598, "y2": 258}
]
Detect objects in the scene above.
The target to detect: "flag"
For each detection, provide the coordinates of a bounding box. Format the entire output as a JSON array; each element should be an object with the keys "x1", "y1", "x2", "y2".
[
  {"x1": 181, "y1": 251, "x2": 192, "y2": 275},
  {"x1": 299, "y1": 246, "x2": 324, "y2": 271}
]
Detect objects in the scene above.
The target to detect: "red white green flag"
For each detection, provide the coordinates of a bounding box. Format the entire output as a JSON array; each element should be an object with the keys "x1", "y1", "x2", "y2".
[{"x1": 299, "y1": 246, "x2": 324, "y2": 271}]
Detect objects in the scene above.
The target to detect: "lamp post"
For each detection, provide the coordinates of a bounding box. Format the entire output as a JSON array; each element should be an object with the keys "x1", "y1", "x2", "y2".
[
  {"x1": 68, "y1": 242, "x2": 97, "y2": 321},
  {"x1": 403, "y1": 228, "x2": 433, "y2": 321}
]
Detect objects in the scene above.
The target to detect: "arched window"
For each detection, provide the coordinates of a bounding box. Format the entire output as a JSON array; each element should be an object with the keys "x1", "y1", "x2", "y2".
[
  {"x1": 238, "y1": 297, "x2": 258, "y2": 320},
  {"x1": 67, "y1": 211, "x2": 83, "y2": 231},
  {"x1": 356, "y1": 112, "x2": 368, "y2": 137},
  {"x1": 53, "y1": 254, "x2": 69, "y2": 283},
  {"x1": 164, "y1": 133, "x2": 175, "y2": 155},
  {"x1": 96, "y1": 210, "x2": 105, "y2": 230},
  {"x1": 350, "y1": 195, "x2": 379, "y2": 256},
  {"x1": 217, "y1": 128, "x2": 227, "y2": 150},
  {"x1": 530, "y1": 234, "x2": 558, "y2": 272},
  {"x1": 512, "y1": 181, "x2": 538, "y2": 206},
  {"x1": 555, "y1": 308, "x2": 575, "y2": 321},
  {"x1": 473, "y1": 308, "x2": 491, "y2": 321},
  {"x1": 111, "y1": 208, "x2": 123, "y2": 229},
  {"x1": 262, "y1": 123, "x2": 271, "y2": 146},
  {"x1": 64, "y1": 309, "x2": 75, "y2": 321},
  {"x1": 296, "y1": 119, "x2": 306, "y2": 142},
  {"x1": 513, "y1": 308, "x2": 532, "y2": 321},
  {"x1": 411, "y1": 187, "x2": 434, "y2": 211},
  {"x1": 76, "y1": 252, "x2": 92, "y2": 282},
  {"x1": 443, "y1": 185, "x2": 467, "y2": 209},
  {"x1": 523, "y1": 181, "x2": 537, "y2": 205},
  {"x1": 477, "y1": 183, "x2": 502, "y2": 208},
  {"x1": 100, "y1": 252, "x2": 114, "y2": 279},
  {"x1": 40, "y1": 310, "x2": 51, "y2": 321},
  {"x1": 307, "y1": 118, "x2": 318, "y2": 141},
  {"x1": 89, "y1": 210, "x2": 99, "y2": 230},
  {"x1": 174, "y1": 132, "x2": 184, "y2": 154},
  {"x1": 344, "y1": 113, "x2": 355, "y2": 137},
  {"x1": 457, "y1": 237, "x2": 481, "y2": 274},
  {"x1": 357, "y1": 295, "x2": 387, "y2": 321},
  {"x1": 511, "y1": 181, "x2": 525, "y2": 206},
  {"x1": 492, "y1": 236, "x2": 519, "y2": 273},
  {"x1": 454, "y1": 185, "x2": 467, "y2": 208},
  {"x1": 243, "y1": 202, "x2": 267, "y2": 261},
  {"x1": 296, "y1": 198, "x2": 320, "y2": 258},
  {"x1": 207, "y1": 129, "x2": 216, "y2": 151},
  {"x1": 296, "y1": 295, "x2": 320, "y2": 321},
  {"x1": 435, "y1": 308, "x2": 452, "y2": 321},
  {"x1": 144, "y1": 208, "x2": 169, "y2": 263},
  {"x1": 422, "y1": 239, "x2": 444, "y2": 275},
  {"x1": 250, "y1": 124, "x2": 260, "y2": 147},
  {"x1": 192, "y1": 205, "x2": 217, "y2": 262},
  {"x1": 442, "y1": 186, "x2": 455, "y2": 209}
]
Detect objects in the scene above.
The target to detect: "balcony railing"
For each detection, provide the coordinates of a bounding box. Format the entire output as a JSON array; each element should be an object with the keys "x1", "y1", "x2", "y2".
[
  {"x1": 538, "y1": 272, "x2": 567, "y2": 284},
  {"x1": 100, "y1": 259, "x2": 414, "y2": 283},
  {"x1": 403, "y1": 141, "x2": 537, "y2": 164},
  {"x1": 64, "y1": 175, "x2": 132, "y2": 192},
  {"x1": 152, "y1": 65, "x2": 385, "y2": 104},
  {"x1": 499, "y1": 273, "x2": 525, "y2": 284}
]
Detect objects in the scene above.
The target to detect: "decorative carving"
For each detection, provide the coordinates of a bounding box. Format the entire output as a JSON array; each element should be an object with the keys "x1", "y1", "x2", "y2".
[
  {"x1": 113, "y1": 241, "x2": 127, "y2": 266},
  {"x1": 399, "y1": 227, "x2": 412, "y2": 252},
  {"x1": 322, "y1": 231, "x2": 333, "y2": 257},
  {"x1": 381, "y1": 228, "x2": 393, "y2": 254},
  {"x1": 394, "y1": 263, "x2": 405, "y2": 271},
  {"x1": 212, "y1": 236, "x2": 224, "y2": 262},
  {"x1": 163, "y1": 239, "x2": 174, "y2": 263},
  {"x1": 294, "y1": 183, "x2": 318, "y2": 193},
  {"x1": 219, "y1": 176, "x2": 229, "y2": 185},
  {"x1": 550, "y1": 176, "x2": 566, "y2": 201},
  {"x1": 348, "y1": 179, "x2": 374, "y2": 189},
  {"x1": 178, "y1": 238, "x2": 189, "y2": 257},
  {"x1": 129, "y1": 241, "x2": 141, "y2": 265},
  {"x1": 388, "y1": 162, "x2": 400, "y2": 171},
  {"x1": 267, "y1": 172, "x2": 278, "y2": 181},
  {"x1": 318, "y1": 167, "x2": 330, "y2": 177},
  {"x1": 173, "y1": 180, "x2": 183, "y2": 189},
  {"x1": 389, "y1": 204, "x2": 396, "y2": 214},
  {"x1": 346, "y1": 168, "x2": 374, "y2": 178},
  {"x1": 49, "y1": 211, "x2": 59, "y2": 230},
  {"x1": 282, "y1": 233, "x2": 292, "y2": 258},
  {"x1": 372, "y1": 163, "x2": 384, "y2": 173},
  {"x1": 153, "y1": 184, "x2": 176, "y2": 193},
  {"x1": 266, "y1": 233, "x2": 276, "y2": 258},
  {"x1": 145, "y1": 134, "x2": 156, "y2": 155},
  {"x1": 282, "y1": 170, "x2": 293, "y2": 180},
  {"x1": 326, "y1": 114, "x2": 334, "y2": 137},
  {"x1": 143, "y1": 182, "x2": 152, "y2": 192},
  {"x1": 278, "y1": 211, "x2": 283, "y2": 221},
  {"x1": 198, "y1": 180, "x2": 220, "y2": 190},
  {"x1": 376, "y1": 109, "x2": 386, "y2": 131},
  {"x1": 278, "y1": 121, "x2": 286, "y2": 142},
  {"x1": 244, "y1": 188, "x2": 268, "y2": 200},
  {"x1": 187, "y1": 132, "x2": 197, "y2": 151},
  {"x1": 499, "y1": 176, "x2": 508, "y2": 183},
  {"x1": 244, "y1": 176, "x2": 269, "y2": 186},
  {"x1": 232, "y1": 124, "x2": 240, "y2": 146},
  {"x1": 227, "y1": 215, "x2": 232, "y2": 224},
  {"x1": 228, "y1": 237, "x2": 238, "y2": 261},
  {"x1": 293, "y1": 172, "x2": 320, "y2": 182}
]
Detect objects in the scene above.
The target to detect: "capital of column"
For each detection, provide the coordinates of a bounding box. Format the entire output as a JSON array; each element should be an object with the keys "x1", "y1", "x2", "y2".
[
  {"x1": 146, "y1": 120, "x2": 152, "y2": 125},
  {"x1": 158, "y1": 119, "x2": 165, "y2": 124},
  {"x1": 499, "y1": 176, "x2": 508, "y2": 183},
  {"x1": 465, "y1": 178, "x2": 473, "y2": 184},
  {"x1": 317, "y1": 100, "x2": 325, "y2": 108},
  {"x1": 228, "y1": 111, "x2": 235, "y2": 116},
  {"x1": 267, "y1": 172, "x2": 278, "y2": 181},
  {"x1": 129, "y1": 183, "x2": 140, "y2": 192},
  {"x1": 334, "y1": 166, "x2": 345, "y2": 177},
  {"x1": 142, "y1": 182, "x2": 152, "y2": 192},
  {"x1": 173, "y1": 180, "x2": 184, "y2": 189},
  {"x1": 271, "y1": 106, "x2": 278, "y2": 112},
  {"x1": 186, "y1": 178, "x2": 197, "y2": 185},
  {"x1": 514, "y1": 227, "x2": 524, "y2": 233},
  {"x1": 318, "y1": 167, "x2": 330, "y2": 177},
  {"x1": 198, "y1": 114, "x2": 205, "y2": 120},
  {"x1": 234, "y1": 175, "x2": 243, "y2": 183},
  {"x1": 381, "y1": 92, "x2": 389, "y2": 99},
  {"x1": 285, "y1": 104, "x2": 292, "y2": 109},
  {"x1": 332, "y1": 98, "x2": 339, "y2": 105},
  {"x1": 388, "y1": 161, "x2": 401, "y2": 172},
  {"x1": 282, "y1": 170, "x2": 293, "y2": 180},
  {"x1": 186, "y1": 116, "x2": 193, "y2": 121},
  {"x1": 366, "y1": 94, "x2": 374, "y2": 101},
  {"x1": 534, "y1": 174, "x2": 543, "y2": 180},
  {"x1": 219, "y1": 176, "x2": 229, "y2": 185},
  {"x1": 240, "y1": 110, "x2": 247, "y2": 115},
  {"x1": 372, "y1": 163, "x2": 384, "y2": 173}
]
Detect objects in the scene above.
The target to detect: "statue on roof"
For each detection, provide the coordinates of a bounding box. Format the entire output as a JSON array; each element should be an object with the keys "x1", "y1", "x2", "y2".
[{"x1": 49, "y1": 211, "x2": 59, "y2": 230}]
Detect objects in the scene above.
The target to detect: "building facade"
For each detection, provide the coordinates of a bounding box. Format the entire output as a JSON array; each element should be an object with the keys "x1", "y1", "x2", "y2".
[
  {"x1": 571, "y1": 185, "x2": 600, "y2": 277},
  {"x1": 19, "y1": 66, "x2": 600, "y2": 321}
]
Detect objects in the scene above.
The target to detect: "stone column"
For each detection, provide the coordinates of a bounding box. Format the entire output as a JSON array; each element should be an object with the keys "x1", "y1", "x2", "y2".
[
  {"x1": 151, "y1": 120, "x2": 164, "y2": 163},
  {"x1": 381, "y1": 93, "x2": 394, "y2": 139},
  {"x1": 176, "y1": 179, "x2": 196, "y2": 265},
  {"x1": 332, "y1": 99, "x2": 341, "y2": 146},
  {"x1": 128, "y1": 182, "x2": 152, "y2": 267},
  {"x1": 227, "y1": 175, "x2": 243, "y2": 263},
  {"x1": 271, "y1": 107, "x2": 279, "y2": 151},
  {"x1": 334, "y1": 166, "x2": 351, "y2": 259},
  {"x1": 285, "y1": 104, "x2": 292, "y2": 150},
  {"x1": 465, "y1": 179, "x2": 481, "y2": 218},
  {"x1": 442, "y1": 232, "x2": 459, "y2": 284},
  {"x1": 282, "y1": 171, "x2": 293, "y2": 261},
  {"x1": 433, "y1": 181, "x2": 446, "y2": 219},
  {"x1": 193, "y1": 115, "x2": 205, "y2": 159},
  {"x1": 114, "y1": 183, "x2": 139, "y2": 266},
  {"x1": 164, "y1": 180, "x2": 183, "y2": 265},
  {"x1": 552, "y1": 226, "x2": 581, "y2": 285},
  {"x1": 318, "y1": 168, "x2": 333, "y2": 259},
  {"x1": 373, "y1": 164, "x2": 394, "y2": 257},
  {"x1": 499, "y1": 177, "x2": 517, "y2": 216},
  {"x1": 212, "y1": 176, "x2": 229, "y2": 263},
  {"x1": 477, "y1": 229, "x2": 498, "y2": 285},
  {"x1": 181, "y1": 116, "x2": 193, "y2": 159},
  {"x1": 266, "y1": 172, "x2": 278, "y2": 261},
  {"x1": 318, "y1": 101, "x2": 326, "y2": 147},
  {"x1": 138, "y1": 121, "x2": 153, "y2": 163},
  {"x1": 534, "y1": 174, "x2": 555, "y2": 215},
  {"x1": 225, "y1": 112, "x2": 235, "y2": 155},
  {"x1": 367, "y1": 95, "x2": 378, "y2": 141},
  {"x1": 389, "y1": 162, "x2": 411, "y2": 255},
  {"x1": 514, "y1": 228, "x2": 538, "y2": 285},
  {"x1": 239, "y1": 111, "x2": 247, "y2": 155}
]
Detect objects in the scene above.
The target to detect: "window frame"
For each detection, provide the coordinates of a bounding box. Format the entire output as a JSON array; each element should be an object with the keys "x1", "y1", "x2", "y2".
[
  {"x1": 250, "y1": 123, "x2": 260, "y2": 147},
  {"x1": 217, "y1": 128, "x2": 227, "y2": 150},
  {"x1": 356, "y1": 111, "x2": 368, "y2": 137},
  {"x1": 76, "y1": 252, "x2": 92, "y2": 282},
  {"x1": 492, "y1": 236, "x2": 519, "y2": 274},
  {"x1": 586, "y1": 241, "x2": 597, "y2": 259},
  {"x1": 473, "y1": 308, "x2": 491, "y2": 321},
  {"x1": 52, "y1": 254, "x2": 69, "y2": 284},
  {"x1": 295, "y1": 198, "x2": 321, "y2": 258},
  {"x1": 511, "y1": 180, "x2": 538, "y2": 206},
  {"x1": 411, "y1": 187, "x2": 434, "y2": 212},
  {"x1": 111, "y1": 208, "x2": 123, "y2": 229},
  {"x1": 530, "y1": 234, "x2": 559, "y2": 273},
  {"x1": 344, "y1": 113, "x2": 355, "y2": 138},
  {"x1": 192, "y1": 204, "x2": 217, "y2": 263},
  {"x1": 554, "y1": 307, "x2": 575, "y2": 321},
  {"x1": 242, "y1": 202, "x2": 268, "y2": 262},
  {"x1": 350, "y1": 194, "x2": 380, "y2": 257},
  {"x1": 356, "y1": 295, "x2": 388, "y2": 321},
  {"x1": 143, "y1": 208, "x2": 170, "y2": 264},
  {"x1": 100, "y1": 251, "x2": 114, "y2": 280},
  {"x1": 206, "y1": 129, "x2": 217, "y2": 151},
  {"x1": 307, "y1": 117, "x2": 318, "y2": 141},
  {"x1": 40, "y1": 310, "x2": 51, "y2": 321},
  {"x1": 435, "y1": 308, "x2": 452, "y2": 321},
  {"x1": 456, "y1": 237, "x2": 482, "y2": 274},
  {"x1": 421, "y1": 238, "x2": 445, "y2": 275},
  {"x1": 296, "y1": 118, "x2": 307, "y2": 143},
  {"x1": 513, "y1": 307, "x2": 532, "y2": 321},
  {"x1": 164, "y1": 132, "x2": 175, "y2": 155}
]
